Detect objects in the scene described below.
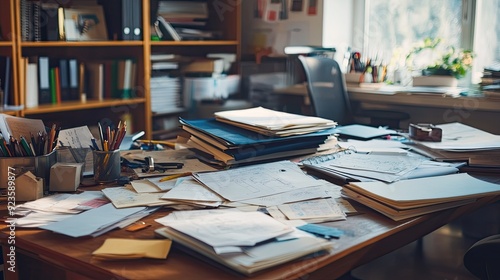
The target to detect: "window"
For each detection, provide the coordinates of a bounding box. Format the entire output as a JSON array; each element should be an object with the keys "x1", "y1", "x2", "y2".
[{"x1": 347, "y1": 0, "x2": 499, "y2": 85}]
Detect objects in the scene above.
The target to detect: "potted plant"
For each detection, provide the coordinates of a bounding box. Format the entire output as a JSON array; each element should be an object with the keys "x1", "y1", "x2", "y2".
[{"x1": 406, "y1": 38, "x2": 474, "y2": 87}]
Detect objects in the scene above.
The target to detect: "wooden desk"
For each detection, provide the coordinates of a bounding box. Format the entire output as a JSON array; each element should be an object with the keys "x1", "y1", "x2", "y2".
[
  {"x1": 272, "y1": 84, "x2": 500, "y2": 134},
  {"x1": 2, "y1": 179, "x2": 500, "y2": 280}
]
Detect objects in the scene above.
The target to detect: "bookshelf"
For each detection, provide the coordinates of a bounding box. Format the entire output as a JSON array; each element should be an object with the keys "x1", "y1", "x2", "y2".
[
  {"x1": 0, "y1": 0, "x2": 21, "y2": 116},
  {"x1": 4, "y1": 0, "x2": 241, "y2": 139}
]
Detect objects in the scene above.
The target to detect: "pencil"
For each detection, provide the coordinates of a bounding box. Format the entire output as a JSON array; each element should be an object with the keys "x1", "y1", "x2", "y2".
[{"x1": 158, "y1": 172, "x2": 191, "y2": 182}]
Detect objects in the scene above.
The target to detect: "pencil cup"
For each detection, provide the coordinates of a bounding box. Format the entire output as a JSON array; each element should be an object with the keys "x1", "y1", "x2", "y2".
[{"x1": 92, "y1": 150, "x2": 121, "y2": 184}]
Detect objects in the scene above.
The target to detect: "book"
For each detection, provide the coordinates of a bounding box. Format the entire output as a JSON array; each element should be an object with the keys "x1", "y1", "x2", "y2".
[
  {"x1": 155, "y1": 16, "x2": 181, "y2": 41},
  {"x1": 85, "y1": 62, "x2": 104, "y2": 101}
]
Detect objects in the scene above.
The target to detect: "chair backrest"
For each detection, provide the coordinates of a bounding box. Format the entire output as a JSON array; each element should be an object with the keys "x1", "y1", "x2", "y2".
[{"x1": 298, "y1": 56, "x2": 353, "y2": 125}]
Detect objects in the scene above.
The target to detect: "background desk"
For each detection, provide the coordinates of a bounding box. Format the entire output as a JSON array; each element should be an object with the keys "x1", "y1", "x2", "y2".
[
  {"x1": 273, "y1": 84, "x2": 500, "y2": 134},
  {"x1": 2, "y1": 184, "x2": 499, "y2": 280}
]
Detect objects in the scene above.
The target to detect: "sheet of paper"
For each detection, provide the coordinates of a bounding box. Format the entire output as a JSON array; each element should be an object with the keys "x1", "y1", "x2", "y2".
[
  {"x1": 193, "y1": 161, "x2": 321, "y2": 201},
  {"x1": 277, "y1": 198, "x2": 346, "y2": 220},
  {"x1": 147, "y1": 176, "x2": 181, "y2": 191},
  {"x1": 101, "y1": 186, "x2": 177, "y2": 208},
  {"x1": 324, "y1": 153, "x2": 424, "y2": 175},
  {"x1": 11, "y1": 212, "x2": 74, "y2": 228},
  {"x1": 93, "y1": 238, "x2": 172, "y2": 260},
  {"x1": 58, "y1": 126, "x2": 94, "y2": 148},
  {"x1": 239, "y1": 182, "x2": 339, "y2": 207},
  {"x1": 155, "y1": 208, "x2": 240, "y2": 226},
  {"x1": 131, "y1": 179, "x2": 163, "y2": 193},
  {"x1": 161, "y1": 178, "x2": 224, "y2": 202},
  {"x1": 40, "y1": 203, "x2": 146, "y2": 238},
  {"x1": 15, "y1": 192, "x2": 106, "y2": 214},
  {"x1": 165, "y1": 211, "x2": 293, "y2": 247}
]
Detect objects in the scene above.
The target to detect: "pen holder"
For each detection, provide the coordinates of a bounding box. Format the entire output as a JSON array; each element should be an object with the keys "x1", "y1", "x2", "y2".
[
  {"x1": 0, "y1": 150, "x2": 57, "y2": 192},
  {"x1": 93, "y1": 150, "x2": 121, "y2": 184}
]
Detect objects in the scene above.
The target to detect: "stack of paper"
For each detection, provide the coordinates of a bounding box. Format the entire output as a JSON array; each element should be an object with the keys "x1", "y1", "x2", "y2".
[
  {"x1": 342, "y1": 173, "x2": 500, "y2": 221},
  {"x1": 408, "y1": 122, "x2": 500, "y2": 168},
  {"x1": 155, "y1": 211, "x2": 333, "y2": 275},
  {"x1": 179, "y1": 108, "x2": 337, "y2": 166},
  {"x1": 302, "y1": 151, "x2": 461, "y2": 184},
  {"x1": 214, "y1": 106, "x2": 336, "y2": 137}
]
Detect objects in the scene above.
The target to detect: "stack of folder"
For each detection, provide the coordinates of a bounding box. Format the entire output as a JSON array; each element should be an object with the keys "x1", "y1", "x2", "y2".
[
  {"x1": 179, "y1": 107, "x2": 337, "y2": 166},
  {"x1": 342, "y1": 173, "x2": 500, "y2": 221}
]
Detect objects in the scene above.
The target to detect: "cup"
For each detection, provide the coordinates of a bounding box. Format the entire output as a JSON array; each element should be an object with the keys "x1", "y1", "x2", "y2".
[{"x1": 92, "y1": 150, "x2": 121, "y2": 184}]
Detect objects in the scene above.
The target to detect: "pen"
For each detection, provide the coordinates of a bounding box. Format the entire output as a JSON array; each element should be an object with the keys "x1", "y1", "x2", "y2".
[{"x1": 159, "y1": 172, "x2": 191, "y2": 182}]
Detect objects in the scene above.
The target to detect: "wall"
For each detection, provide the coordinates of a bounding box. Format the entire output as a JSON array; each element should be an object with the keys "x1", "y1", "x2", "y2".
[{"x1": 241, "y1": 0, "x2": 324, "y2": 56}]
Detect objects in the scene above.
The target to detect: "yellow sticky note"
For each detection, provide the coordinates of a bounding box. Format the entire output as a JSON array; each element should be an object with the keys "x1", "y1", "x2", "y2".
[{"x1": 92, "y1": 238, "x2": 172, "y2": 260}]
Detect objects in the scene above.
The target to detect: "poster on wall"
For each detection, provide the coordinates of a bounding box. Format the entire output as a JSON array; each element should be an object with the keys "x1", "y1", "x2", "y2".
[
  {"x1": 263, "y1": 0, "x2": 282, "y2": 22},
  {"x1": 308, "y1": 0, "x2": 317, "y2": 15},
  {"x1": 291, "y1": 0, "x2": 303, "y2": 12}
]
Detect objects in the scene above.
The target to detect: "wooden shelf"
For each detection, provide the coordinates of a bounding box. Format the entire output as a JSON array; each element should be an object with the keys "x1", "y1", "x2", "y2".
[
  {"x1": 150, "y1": 40, "x2": 239, "y2": 47},
  {"x1": 5, "y1": 0, "x2": 241, "y2": 138},
  {"x1": 23, "y1": 98, "x2": 146, "y2": 114},
  {"x1": 20, "y1": 41, "x2": 144, "y2": 48}
]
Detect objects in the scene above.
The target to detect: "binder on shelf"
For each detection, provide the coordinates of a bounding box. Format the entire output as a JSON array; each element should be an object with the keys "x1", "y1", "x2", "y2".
[
  {"x1": 132, "y1": 0, "x2": 142, "y2": 40},
  {"x1": 121, "y1": 0, "x2": 132, "y2": 40},
  {"x1": 0, "y1": 56, "x2": 11, "y2": 106},
  {"x1": 25, "y1": 61, "x2": 39, "y2": 108},
  {"x1": 40, "y1": 3, "x2": 59, "y2": 41},
  {"x1": 68, "y1": 59, "x2": 80, "y2": 101},
  {"x1": 38, "y1": 57, "x2": 52, "y2": 105},
  {"x1": 58, "y1": 59, "x2": 71, "y2": 101}
]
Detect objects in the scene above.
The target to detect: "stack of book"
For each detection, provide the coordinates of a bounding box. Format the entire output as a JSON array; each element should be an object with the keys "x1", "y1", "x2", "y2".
[
  {"x1": 179, "y1": 107, "x2": 337, "y2": 166},
  {"x1": 342, "y1": 173, "x2": 500, "y2": 221},
  {"x1": 481, "y1": 61, "x2": 500, "y2": 99}
]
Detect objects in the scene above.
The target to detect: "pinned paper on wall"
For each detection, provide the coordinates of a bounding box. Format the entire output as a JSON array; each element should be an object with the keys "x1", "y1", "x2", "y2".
[
  {"x1": 308, "y1": 0, "x2": 318, "y2": 15},
  {"x1": 291, "y1": 0, "x2": 304, "y2": 12},
  {"x1": 263, "y1": 0, "x2": 282, "y2": 22}
]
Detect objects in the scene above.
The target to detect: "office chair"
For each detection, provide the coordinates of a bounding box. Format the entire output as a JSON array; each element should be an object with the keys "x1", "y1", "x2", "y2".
[
  {"x1": 463, "y1": 234, "x2": 500, "y2": 280},
  {"x1": 298, "y1": 56, "x2": 410, "y2": 128}
]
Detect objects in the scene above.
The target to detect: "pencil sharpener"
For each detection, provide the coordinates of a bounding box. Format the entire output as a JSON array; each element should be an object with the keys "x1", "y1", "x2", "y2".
[{"x1": 409, "y1": 123, "x2": 442, "y2": 142}]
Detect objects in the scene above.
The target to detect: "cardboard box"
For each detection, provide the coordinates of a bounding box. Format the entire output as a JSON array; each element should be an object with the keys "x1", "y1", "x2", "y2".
[
  {"x1": 49, "y1": 162, "x2": 83, "y2": 192},
  {"x1": 14, "y1": 171, "x2": 44, "y2": 201},
  {"x1": 182, "y1": 58, "x2": 225, "y2": 74}
]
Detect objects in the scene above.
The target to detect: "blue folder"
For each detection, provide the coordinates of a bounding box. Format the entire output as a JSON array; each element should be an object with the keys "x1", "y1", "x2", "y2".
[{"x1": 180, "y1": 118, "x2": 335, "y2": 148}]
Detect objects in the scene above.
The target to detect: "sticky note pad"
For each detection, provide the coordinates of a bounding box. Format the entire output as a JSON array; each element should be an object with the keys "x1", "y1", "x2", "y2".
[{"x1": 92, "y1": 238, "x2": 172, "y2": 260}]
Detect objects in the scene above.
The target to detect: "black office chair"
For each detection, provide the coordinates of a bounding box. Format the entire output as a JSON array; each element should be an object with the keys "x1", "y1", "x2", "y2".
[
  {"x1": 298, "y1": 56, "x2": 410, "y2": 129},
  {"x1": 463, "y1": 234, "x2": 500, "y2": 280}
]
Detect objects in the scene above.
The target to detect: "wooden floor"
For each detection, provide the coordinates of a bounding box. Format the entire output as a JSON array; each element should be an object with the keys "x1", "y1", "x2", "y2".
[{"x1": 347, "y1": 203, "x2": 500, "y2": 280}]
